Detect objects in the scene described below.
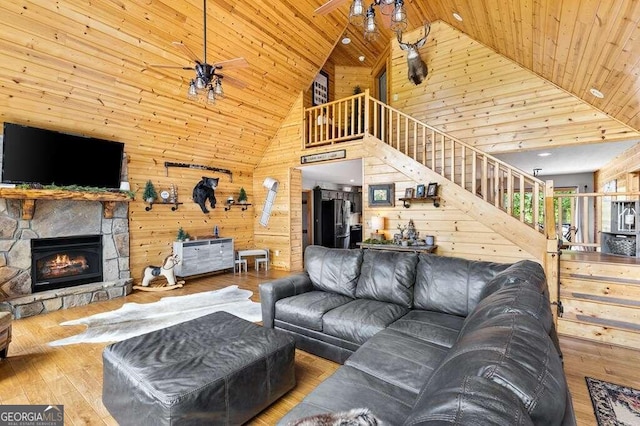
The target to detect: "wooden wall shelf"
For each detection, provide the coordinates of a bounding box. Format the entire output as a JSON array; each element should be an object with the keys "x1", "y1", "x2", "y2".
[
  {"x1": 0, "y1": 188, "x2": 133, "y2": 219},
  {"x1": 145, "y1": 201, "x2": 183, "y2": 212},
  {"x1": 398, "y1": 197, "x2": 440, "y2": 208},
  {"x1": 225, "y1": 203, "x2": 252, "y2": 211}
]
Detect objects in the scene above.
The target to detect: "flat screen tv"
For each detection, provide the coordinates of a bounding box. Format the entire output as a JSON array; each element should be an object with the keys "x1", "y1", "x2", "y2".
[{"x1": 1, "y1": 123, "x2": 124, "y2": 189}]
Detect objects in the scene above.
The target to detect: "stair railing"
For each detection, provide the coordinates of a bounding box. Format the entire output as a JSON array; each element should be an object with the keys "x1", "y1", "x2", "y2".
[{"x1": 303, "y1": 90, "x2": 546, "y2": 231}]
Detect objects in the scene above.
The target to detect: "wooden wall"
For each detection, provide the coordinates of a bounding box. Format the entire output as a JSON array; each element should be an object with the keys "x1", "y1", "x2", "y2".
[
  {"x1": 363, "y1": 155, "x2": 531, "y2": 263},
  {"x1": 595, "y1": 143, "x2": 640, "y2": 192},
  {"x1": 0, "y1": 0, "x2": 352, "y2": 283},
  {"x1": 389, "y1": 22, "x2": 640, "y2": 154},
  {"x1": 334, "y1": 66, "x2": 372, "y2": 99}
]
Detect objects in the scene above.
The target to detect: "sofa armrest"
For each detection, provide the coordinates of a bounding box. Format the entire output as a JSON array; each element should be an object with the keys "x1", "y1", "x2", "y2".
[{"x1": 259, "y1": 273, "x2": 314, "y2": 328}]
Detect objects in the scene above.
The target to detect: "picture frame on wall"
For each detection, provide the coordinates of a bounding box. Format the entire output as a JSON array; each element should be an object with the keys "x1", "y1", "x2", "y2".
[
  {"x1": 368, "y1": 183, "x2": 395, "y2": 207},
  {"x1": 312, "y1": 70, "x2": 329, "y2": 106},
  {"x1": 404, "y1": 187, "x2": 415, "y2": 199},
  {"x1": 416, "y1": 184, "x2": 426, "y2": 198},
  {"x1": 427, "y1": 182, "x2": 438, "y2": 198}
]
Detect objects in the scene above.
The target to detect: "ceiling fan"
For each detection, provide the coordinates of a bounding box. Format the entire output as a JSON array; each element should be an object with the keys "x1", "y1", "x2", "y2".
[
  {"x1": 151, "y1": 0, "x2": 248, "y2": 103},
  {"x1": 315, "y1": 0, "x2": 408, "y2": 40}
]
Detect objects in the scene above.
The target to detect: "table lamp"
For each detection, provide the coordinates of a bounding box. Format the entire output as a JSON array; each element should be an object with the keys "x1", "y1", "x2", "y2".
[{"x1": 370, "y1": 216, "x2": 385, "y2": 241}]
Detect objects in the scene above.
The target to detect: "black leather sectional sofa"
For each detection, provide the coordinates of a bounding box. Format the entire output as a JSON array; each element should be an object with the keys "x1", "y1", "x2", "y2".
[{"x1": 260, "y1": 245, "x2": 575, "y2": 425}]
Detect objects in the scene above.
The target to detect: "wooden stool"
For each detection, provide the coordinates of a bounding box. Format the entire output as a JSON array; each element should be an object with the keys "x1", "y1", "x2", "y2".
[{"x1": 0, "y1": 312, "x2": 12, "y2": 359}]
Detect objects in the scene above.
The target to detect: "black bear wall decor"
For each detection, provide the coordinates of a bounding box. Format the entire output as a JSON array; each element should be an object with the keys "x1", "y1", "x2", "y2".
[{"x1": 192, "y1": 176, "x2": 219, "y2": 213}]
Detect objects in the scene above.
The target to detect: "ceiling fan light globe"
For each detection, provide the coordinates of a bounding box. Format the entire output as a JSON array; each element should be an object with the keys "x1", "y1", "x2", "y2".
[
  {"x1": 214, "y1": 79, "x2": 224, "y2": 97},
  {"x1": 349, "y1": 0, "x2": 365, "y2": 26},
  {"x1": 195, "y1": 77, "x2": 206, "y2": 90},
  {"x1": 207, "y1": 87, "x2": 216, "y2": 104},
  {"x1": 364, "y1": 6, "x2": 377, "y2": 33},
  {"x1": 187, "y1": 80, "x2": 198, "y2": 100}
]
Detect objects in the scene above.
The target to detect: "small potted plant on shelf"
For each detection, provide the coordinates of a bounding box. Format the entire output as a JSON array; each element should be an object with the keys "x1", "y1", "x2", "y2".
[
  {"x1": 238, "y1": 187, "x2": 248, "y2": 204},
  {"x1": 176, "y1": 227, "x2": 191, "y2": 242},
  {"x1": 143, "y1": 180, "x2": 158, "y2": 203}
]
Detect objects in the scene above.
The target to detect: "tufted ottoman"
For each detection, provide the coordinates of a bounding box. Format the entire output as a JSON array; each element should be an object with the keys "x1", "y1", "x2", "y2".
[{"x1": 102, "y1": 311, "x2": 295, "y2": 425}]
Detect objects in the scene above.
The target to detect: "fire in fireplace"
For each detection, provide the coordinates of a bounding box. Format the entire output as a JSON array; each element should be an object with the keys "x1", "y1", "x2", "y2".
[{"x1": 31, "y1": 235, "x2": 103, "y2": 293}]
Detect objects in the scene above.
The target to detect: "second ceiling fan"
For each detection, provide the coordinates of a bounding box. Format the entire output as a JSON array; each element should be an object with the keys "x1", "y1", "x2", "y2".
[{"x1": 315, "y1": 0, "x2": 408, "y2": 40}]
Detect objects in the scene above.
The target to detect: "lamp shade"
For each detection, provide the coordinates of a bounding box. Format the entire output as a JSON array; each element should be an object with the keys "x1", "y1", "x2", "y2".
[{"x1": 371, "y1": 216, "x2": 384, "y2": 232}]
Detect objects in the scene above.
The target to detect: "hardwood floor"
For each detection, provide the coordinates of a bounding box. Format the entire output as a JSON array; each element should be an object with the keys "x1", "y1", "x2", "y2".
[{"x1": 1, "y1": 269, "x2": 638, "y2": 425}]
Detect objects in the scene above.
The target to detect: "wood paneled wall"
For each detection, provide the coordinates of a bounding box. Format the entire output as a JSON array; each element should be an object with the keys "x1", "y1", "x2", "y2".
[
  {"x1": 334, "y1": 66, "x2": 372, "y2": 99},
  {"x1": 0, "y1": 0, "x2": 351, "y2": 283},
  {"x1": 595, "y1": 143, "x2": 640, "y2": 192},
  {"x1": 389, "y1": 22, "x2": 640, "y2": 154},
  {"x1": 363, "y1": 155, "x2": 531, "y2": 263}
]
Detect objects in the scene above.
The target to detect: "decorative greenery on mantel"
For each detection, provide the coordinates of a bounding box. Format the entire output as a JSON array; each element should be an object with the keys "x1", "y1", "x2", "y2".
[{"x1": 16, "y1": 183, "x2": 135, "y2": 199}]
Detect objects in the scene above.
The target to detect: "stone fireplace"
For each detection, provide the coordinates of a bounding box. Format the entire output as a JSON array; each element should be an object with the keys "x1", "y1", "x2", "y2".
[{"x1": 0, "y1": 197, "x2": 132, "y2": 318}]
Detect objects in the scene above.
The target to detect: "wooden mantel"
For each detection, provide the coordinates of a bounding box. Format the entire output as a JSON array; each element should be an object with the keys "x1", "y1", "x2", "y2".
[{"x1": 0, "y1": 188, "x2": 133, "y2": 219}]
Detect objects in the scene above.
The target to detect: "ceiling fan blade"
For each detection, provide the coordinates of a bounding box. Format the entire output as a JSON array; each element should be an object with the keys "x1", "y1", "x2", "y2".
[
  {"x1": 315, "y1": 0, "x2": 350, "y2": 15},
  {"x1": 214, "y1": 57, "x2": 249, "y2": 70},
  {"x1": 219, "y1": 74, "x2": 247, "y2": 89},
  {"x1": 380, "y1": 12, "x2": 392, "y2": 29},
  {"x1": 172, "y1": 41, "x2": 202, "y2": 63},
  {"x1": 149, "y1": 64, "x2": 195, "y2": 70}
]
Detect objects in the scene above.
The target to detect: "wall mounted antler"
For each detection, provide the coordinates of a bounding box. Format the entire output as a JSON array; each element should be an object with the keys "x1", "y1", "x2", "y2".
[{"x1": 397, "y1": 22, "x2": 431, "y2": 85}]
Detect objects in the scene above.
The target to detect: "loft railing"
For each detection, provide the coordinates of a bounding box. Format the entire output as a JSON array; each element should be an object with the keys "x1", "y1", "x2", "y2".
[{"x1": 303, "y1": 90, "x2": 546, "y2": 231}]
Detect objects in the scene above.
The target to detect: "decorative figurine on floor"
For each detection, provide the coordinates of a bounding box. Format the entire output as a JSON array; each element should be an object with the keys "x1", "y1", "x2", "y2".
[
  {"x1": 192, "y1": 176, "x2": 219, "y2": 213},
  {"x1": 134, "y1": 254, "x2": 185, "y2": 292}
]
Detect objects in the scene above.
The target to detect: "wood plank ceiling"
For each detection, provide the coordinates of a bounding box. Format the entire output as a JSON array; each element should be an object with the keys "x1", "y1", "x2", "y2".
[
  {"x1": 0, "y1": 0, "x2": 638, "y2": 171},
  {"x1": 332, "y1": 0, "x2": 640, "y2": 133}
]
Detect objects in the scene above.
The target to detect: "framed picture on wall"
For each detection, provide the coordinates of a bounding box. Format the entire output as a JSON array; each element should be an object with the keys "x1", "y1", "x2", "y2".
[
  {"x1": 416, "y1": 184, "x2": 426, "y2": 198},
  {"x1": 312, "y1": 70, "x2": 329, "y2": 106},
  {"x1": 368, "y1": 183, "x2": 395, "y2": 207},
  {"x1": 404, "y1": 188, "x2": 415, "y2": 198},
  {"x1": 427, "y1": 182, "x2": 438, "y2": 198}
]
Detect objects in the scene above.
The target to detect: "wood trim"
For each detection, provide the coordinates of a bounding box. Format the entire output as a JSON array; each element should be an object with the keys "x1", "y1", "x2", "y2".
[{"x1": 0, "y1": 188, "x2": 132, "y2": 219}]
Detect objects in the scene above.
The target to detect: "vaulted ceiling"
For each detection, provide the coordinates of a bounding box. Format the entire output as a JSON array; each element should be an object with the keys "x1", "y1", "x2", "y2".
[
  {"x1": 0, "y1": 0, "x2": 638, "y2": 172},
  {"x1": 333, "y1": 0, "x2": 640, "y2": 132}
]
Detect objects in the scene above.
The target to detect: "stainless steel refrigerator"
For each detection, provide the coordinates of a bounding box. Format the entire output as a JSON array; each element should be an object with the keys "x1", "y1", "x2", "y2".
[{"x1": 320, "y1": 199, "x2": 350, "y2": 248}]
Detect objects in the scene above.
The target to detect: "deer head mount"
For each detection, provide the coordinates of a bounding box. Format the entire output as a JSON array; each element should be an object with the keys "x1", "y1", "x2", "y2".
[{"x1": 397, "y1": 22, "x2": 431, "y2": 85}]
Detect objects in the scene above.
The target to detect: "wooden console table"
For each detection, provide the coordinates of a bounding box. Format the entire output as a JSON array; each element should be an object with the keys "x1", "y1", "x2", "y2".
[{"x1": 357, "y1": 243, "x2": 437, "y2": 253}]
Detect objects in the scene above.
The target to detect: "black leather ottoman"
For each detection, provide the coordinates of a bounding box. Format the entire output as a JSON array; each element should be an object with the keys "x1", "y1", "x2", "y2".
[{"x1": 102, "y1": 311, "x2": 295, "y2": 425}]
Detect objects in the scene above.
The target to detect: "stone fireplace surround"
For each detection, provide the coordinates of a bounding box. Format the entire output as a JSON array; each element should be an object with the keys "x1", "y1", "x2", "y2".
[{"x1": 0, "y1": 198, "x2": 132, "y2": 318}]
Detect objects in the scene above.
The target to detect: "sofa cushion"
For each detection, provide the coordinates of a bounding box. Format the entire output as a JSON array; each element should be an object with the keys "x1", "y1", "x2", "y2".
[
  {"x1": 304, "y1": 246, "x2": 363, "y2": 298},
  {"x1": 460, "y1": 285, "x2": 553, "y2": 336},
  {"x1": 277, "y1": 366, "x2": 415, "y2": 426},
  {"x1": 479, "y1": 260, "x2": 547, "y2": 299},
  {"x1": 404, "y1": 375, "x2": 534, "y2": 425},
  {"x1": 322, "y1": 299, "x2": 409, "y2": 345},
  {"x1": 346, "y1": 328, "x2": 448, "y2": 394},
  {"x1": 423, "y1": 313, "x2": 567, "y2": 425},
  {"x1": 388, "y1": 310, "x2": 465, "y2": 348},
  {"x1": 414, "y1": 254, "x2": 511, "y2": 316},
  {"x1": 275, "y1": 291, "x2": 353, "y2": 331},
  {"x1": 355, "y1": 250, "x2": 418, "y2": 308}
]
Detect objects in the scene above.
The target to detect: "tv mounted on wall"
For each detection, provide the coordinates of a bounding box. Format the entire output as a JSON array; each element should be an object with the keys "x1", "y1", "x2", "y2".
[{"x1": 0, "y1": 122, "x2": 124, "y2": 189}]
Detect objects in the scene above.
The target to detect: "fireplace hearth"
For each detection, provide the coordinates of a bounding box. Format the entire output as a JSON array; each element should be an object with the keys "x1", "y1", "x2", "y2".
[{"x1": 31, "y1": 235, "x2": 103, "y2": 293}]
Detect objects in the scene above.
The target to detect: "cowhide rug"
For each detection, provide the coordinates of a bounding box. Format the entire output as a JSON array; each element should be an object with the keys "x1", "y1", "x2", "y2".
[{"x1": 49, "y1": 285, "x2": 262, "y2": 346}]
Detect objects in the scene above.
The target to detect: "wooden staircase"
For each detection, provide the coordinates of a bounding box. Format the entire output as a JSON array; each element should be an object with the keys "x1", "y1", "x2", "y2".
[
  {"x1": 304, "y1": 90, "x2": 548, "y2": 260},
  {"x1": 558, "y1": 252, "x2": 640, "y2": 350}
]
